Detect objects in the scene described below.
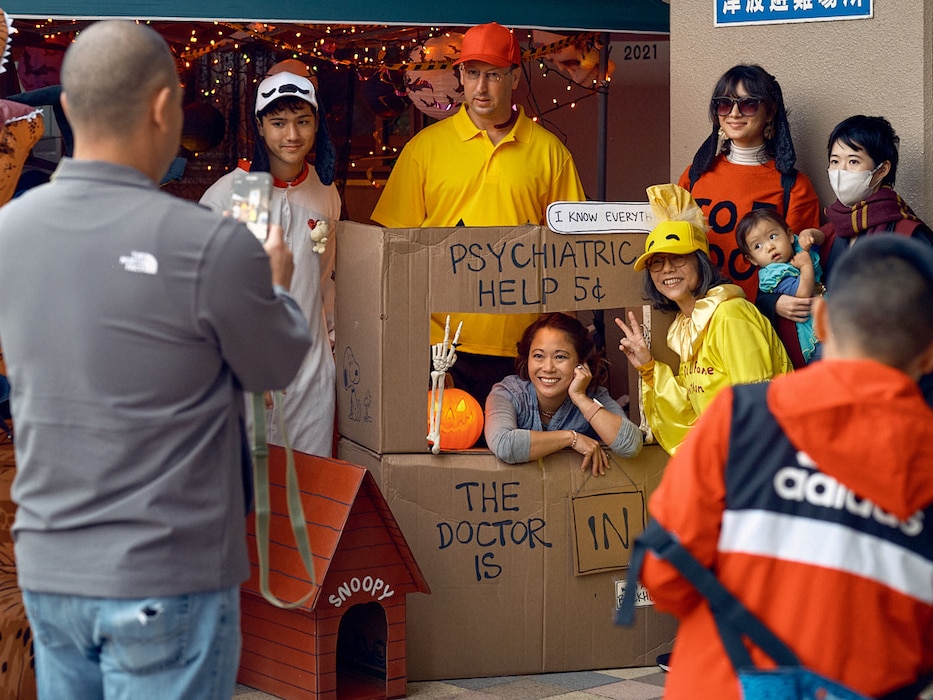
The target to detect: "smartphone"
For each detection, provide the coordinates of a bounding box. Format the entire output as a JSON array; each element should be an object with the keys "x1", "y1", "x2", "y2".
[{"x1": 231, "y1": 170, "x2": 273, "y2": 241}]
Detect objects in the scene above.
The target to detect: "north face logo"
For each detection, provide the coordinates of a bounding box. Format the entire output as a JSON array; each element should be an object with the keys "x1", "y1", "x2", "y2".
[{"x1": 119, "y1": 251, "x2": 158, "y2": 275}]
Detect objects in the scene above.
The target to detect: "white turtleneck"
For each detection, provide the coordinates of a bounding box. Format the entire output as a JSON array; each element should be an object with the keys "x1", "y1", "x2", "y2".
[{"x1": 726, "y1": 142, "x2": 768, "y2": 166}]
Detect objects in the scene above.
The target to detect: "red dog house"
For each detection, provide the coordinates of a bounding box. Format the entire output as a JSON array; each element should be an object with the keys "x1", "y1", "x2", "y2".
[{"x1": 238, "y1": 447, "x2": 430, "y2": 700}]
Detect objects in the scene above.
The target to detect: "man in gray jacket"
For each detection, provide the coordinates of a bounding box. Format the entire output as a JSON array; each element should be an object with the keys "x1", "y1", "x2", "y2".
[{"x1": 0, "y1": 20, "x2": 311, "y2": 699}]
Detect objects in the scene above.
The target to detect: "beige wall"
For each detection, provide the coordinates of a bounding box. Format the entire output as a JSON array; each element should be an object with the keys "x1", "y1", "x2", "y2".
[{"x1": 669, "y1": 0, "x2": 933, "y2": 222}]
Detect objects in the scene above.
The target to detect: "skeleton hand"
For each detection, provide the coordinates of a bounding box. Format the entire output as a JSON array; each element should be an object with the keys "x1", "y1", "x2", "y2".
[{"x1": 427, "y1": 316, "x2": 463, "y2": 453}]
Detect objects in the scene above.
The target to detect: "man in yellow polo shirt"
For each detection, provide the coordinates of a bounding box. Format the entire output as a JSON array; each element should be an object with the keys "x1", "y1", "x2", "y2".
[{"x1": 371, "y1": 21, "x2": 586, "y2": 406}]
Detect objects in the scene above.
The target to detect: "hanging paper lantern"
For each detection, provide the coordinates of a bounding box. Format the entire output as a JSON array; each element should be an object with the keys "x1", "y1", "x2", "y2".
[
  {"x1": 427, "y1": 388, "x2": 484, "y2": 450},
  {"x1": 405, "y1": 34, "x2": 464, "y2": 120}
]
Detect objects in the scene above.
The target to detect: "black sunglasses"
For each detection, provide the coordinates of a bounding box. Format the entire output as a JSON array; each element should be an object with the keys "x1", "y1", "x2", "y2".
[{"x1": 711, "y1": 96, "x2": 761, "y2": 117}]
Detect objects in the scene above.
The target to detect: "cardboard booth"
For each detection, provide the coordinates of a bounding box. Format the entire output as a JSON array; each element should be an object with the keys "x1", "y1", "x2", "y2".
[
  {"x1": 338, "y1": 440, "x2": 677, "y2": 681},
  {"x1": 336, "y1": 221, "x2": 678, "y2": 455},
  {"x1": 334, "y1": 220, "x2": 678, "y2": 681}
]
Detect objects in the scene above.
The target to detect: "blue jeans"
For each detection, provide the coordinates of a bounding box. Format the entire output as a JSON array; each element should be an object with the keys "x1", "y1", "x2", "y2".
[{"x1": 22, "y1": 586, "x2": 241, "y2": 700}]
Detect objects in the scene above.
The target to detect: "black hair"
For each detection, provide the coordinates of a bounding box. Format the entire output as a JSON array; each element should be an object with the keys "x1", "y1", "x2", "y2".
[
  {"x1": 514, "y1": 313, "x2": 609, "y2": 387},
  {"x1": 250, "y1": 95, "x2": 337, "y2": 186},
  {"x1": 735, "y1": 208, "x2": 791, "y2": 258},
  {"x1": 687, "y1": 64, "x2": 798, "y2": 186},
  {"x1": 826, "y1": 235, "x2": 933, "y2": 370},
  {"x1": 642, "y1": 250, "x2": 731, "y2": 313},
  {"x1": 827, "y1": 115, "x2": 899, "y2": 187}
]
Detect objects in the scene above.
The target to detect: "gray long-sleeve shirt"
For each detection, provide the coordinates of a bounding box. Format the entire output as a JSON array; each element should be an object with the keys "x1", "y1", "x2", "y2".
[
  {"x1": 484, "y1": 375, "x2": 643, "y2": 464},
  {"x1": 0, "y1": 158, "x2": 311, "y2": 597}
]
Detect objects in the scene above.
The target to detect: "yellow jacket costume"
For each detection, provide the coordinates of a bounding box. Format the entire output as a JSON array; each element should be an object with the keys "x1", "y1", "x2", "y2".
[{"x1": 639, "y1": 285, "x2": 792, "y2": 454}]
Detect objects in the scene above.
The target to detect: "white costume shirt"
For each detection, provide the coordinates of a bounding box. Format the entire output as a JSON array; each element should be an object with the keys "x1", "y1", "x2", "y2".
[{"x1": 201, "y1": 163, "x2": 341, "y2": 456}]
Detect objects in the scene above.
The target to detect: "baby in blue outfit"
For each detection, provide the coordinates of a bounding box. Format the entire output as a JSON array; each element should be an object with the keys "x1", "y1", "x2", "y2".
[{"x1": 736, "y1": 209, "x2": 825, "y2": 364}]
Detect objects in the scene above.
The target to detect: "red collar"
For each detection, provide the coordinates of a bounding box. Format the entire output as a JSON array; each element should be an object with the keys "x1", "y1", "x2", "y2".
[{"x1": 236, "y1": 160, "x2": 310, "y2": 189}]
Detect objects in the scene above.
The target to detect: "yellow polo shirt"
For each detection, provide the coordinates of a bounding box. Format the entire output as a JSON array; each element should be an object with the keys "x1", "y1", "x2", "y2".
[{"x1": 372, "y1": 105, "x2": 586, "y2": 355}]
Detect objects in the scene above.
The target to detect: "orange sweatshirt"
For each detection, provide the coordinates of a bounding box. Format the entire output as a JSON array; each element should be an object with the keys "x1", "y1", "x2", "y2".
[{"x1": 678, "y1": 157, "x2": 820, "y2": 301}]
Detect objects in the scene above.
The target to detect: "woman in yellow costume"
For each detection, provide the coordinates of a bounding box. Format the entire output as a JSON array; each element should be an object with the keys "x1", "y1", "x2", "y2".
[{"x1": 615, "y1": 184, "x2": 792, "y2": 455}]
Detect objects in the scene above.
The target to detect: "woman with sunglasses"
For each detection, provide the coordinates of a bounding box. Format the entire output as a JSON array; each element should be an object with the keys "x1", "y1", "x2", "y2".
[
  {"x1": 615, "y1": 185, "x2": 792, "y2": 457},
  {"x1": 678, "y1": 65, "x2": 820, "y2": 311}
]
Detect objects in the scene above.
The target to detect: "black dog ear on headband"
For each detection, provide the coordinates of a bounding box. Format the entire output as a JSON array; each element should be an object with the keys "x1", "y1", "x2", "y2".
[{"x1": 315, "y1": 112, "x2": 336, "y2": 187}]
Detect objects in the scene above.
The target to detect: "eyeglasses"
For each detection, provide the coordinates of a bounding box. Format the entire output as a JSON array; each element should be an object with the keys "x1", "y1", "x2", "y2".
[
  {"x1": 711, "y1": 96, "x2": 762, "y2": 117},
  {"x1": 460, "y1": 67, "x2": 513, "y2": 83},
  {"x1": 647, "y1": 254, "x2": 691, "y2": 273}
]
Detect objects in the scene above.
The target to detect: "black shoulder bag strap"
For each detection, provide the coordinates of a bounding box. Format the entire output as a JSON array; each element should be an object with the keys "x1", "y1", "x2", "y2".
[
  {"x1": 616, "y1": 520, "x2": 799, "y2": 669},
  {"x1": 781, "y1": 170, "x2": 797, "y2": 216}
]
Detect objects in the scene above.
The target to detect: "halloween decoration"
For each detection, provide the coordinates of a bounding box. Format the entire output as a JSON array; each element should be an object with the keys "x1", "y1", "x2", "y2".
[
  {"x1": 536, "y1": 30, "x2": 615, "y2": 87},
  {"x1": 427, "y1": 388, "x2": 484, "y2": 452},
  {"x1": 0, "y1": 9, "x2": 10, "y2": 73},
  {"x1": 362, "y1": 70, "x2": 410, "y2": 119},
  {"x1": 427, "y1": 315, "x2": 462, "y2": 453},
  {"x1": 0, "y1": 10, "x2": 43, "y2": 205},
  {"x1": 404, "y1": 34, "x2": 464, "y2": 120}
]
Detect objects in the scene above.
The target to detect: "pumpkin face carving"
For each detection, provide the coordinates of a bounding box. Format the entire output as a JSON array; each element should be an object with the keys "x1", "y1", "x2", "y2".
[{"x1": 427, "y1": 388, "x2": 484, "y2": 450}]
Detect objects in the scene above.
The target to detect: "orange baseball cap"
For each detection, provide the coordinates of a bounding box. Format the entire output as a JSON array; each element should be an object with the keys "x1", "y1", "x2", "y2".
[{"x1": 453, "y1": 22, "x2": 521, "y2": 67}]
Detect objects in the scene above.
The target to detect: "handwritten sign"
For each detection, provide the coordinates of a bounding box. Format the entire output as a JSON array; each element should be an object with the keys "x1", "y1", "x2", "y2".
[
  {"x1": 436, "y1": 480, "x2": 552, "y2": 582},
  {"x1": 444, "y1": 235, "x2": 643, "y2": 309},
  {"x1": 547, "y1": 201, "x2": 655, "y2": 235},
  {"x1": 615, "y1": 579, "x2": 654, "y2": 609},
  {"x1": 570, "y1": 489, "x2": 646, "y2": 575},
  {"x1": 715, "y1": 0, "x2": 872, "y2": 27}
]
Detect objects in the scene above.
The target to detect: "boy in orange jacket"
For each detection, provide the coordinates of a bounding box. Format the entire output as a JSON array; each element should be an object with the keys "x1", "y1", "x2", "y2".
[{"x1": 641, "y1": 235, "x2": 933, "y2": 699}]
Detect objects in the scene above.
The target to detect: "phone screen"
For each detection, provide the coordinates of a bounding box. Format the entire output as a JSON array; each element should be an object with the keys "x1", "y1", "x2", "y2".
[{"x1": 231, "y1": 170, "x2": 273, "y2": 241}]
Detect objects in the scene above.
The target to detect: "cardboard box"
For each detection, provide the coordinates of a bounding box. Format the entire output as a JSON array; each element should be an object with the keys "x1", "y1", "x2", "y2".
[
  {"x1": 337, "y1": 439, "x2": 677, "y2": 681},
  {"x1": 335, "y1": 222, "x2": 669, "y2": 454}
]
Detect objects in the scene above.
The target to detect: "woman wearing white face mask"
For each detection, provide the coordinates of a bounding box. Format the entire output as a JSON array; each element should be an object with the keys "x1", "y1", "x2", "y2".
[
  {"x1": 821, "y1": 115, "x2": 933, "y2": 275},
  {"x1": 760, "y1": 116, "x2": 933, "y2": 370},
  {"x1": 820, "y1": 115, "x2": 933, "y2": 407}
]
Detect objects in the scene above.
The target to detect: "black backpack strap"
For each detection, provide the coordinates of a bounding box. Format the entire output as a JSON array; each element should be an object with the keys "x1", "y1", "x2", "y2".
[
  {"x1": 781, "y1": 170, "x2": 797, "y2": 216},
  {"x1": 617, "y1": 520, "x2": 799, "y2": 670}
]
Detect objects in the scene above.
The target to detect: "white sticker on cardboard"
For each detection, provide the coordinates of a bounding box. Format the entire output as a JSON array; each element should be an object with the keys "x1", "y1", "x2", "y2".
[{"x1": 615, "y1": 579, "x2": 654, "y2": 609}]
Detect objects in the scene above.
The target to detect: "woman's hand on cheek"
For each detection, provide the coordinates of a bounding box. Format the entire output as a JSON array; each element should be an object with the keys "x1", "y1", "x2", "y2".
[{"x1": 569, "y1": 363, "x2": 591, "y2": 399}]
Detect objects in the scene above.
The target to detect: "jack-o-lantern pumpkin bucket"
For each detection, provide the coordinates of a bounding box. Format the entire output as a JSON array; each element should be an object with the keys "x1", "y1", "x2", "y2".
[{"x1": 426, "y1": 388, "x2": 484, "y2": 451}]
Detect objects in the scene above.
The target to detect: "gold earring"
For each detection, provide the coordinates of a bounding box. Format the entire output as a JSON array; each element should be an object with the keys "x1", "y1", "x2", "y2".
[
  {"x1": 717, "y1": 127, "x2": 729, "y2": 153},
  {"x1": 764, "y1": 122, "x2": 775, "y2": 140}
]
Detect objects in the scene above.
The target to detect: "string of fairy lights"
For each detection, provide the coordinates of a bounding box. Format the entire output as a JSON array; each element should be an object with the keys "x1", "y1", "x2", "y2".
[{"x1": 22, "y1": 18, "x2": 613, "y2": 187}]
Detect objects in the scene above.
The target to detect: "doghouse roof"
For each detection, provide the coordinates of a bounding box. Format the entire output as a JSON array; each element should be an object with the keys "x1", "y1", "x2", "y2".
[{"x1": 244, "y1": 446, "x2": 429, "y2": 610}]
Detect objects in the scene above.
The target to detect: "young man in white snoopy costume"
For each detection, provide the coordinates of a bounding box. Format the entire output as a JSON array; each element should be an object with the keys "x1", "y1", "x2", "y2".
[{"x1": 201, "y1": 65, "x2": 341, "y2": 456}]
